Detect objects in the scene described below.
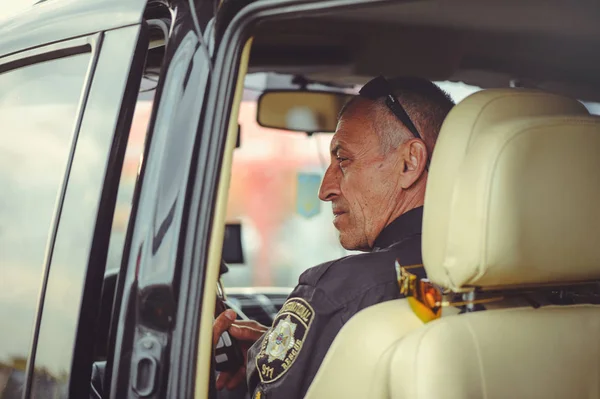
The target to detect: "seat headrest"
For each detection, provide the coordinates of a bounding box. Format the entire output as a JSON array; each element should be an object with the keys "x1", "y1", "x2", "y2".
[{"x1": 423, "y1": 89, "x2": 599, "y2": 289}]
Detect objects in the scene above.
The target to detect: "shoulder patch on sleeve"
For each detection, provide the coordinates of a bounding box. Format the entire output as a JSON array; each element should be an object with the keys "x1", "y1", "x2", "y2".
[{"x1": 255, "y1": 297, "x2": 315, "y2": 383}]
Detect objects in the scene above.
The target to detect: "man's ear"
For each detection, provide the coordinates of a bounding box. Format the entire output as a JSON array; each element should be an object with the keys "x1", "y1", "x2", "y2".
[{"x1": 398, "y1": 139, "x2": 428, "y2": 189}]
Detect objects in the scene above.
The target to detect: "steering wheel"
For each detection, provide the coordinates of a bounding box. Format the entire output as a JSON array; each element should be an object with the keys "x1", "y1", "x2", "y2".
[{"x1": 215, "y1": 260, "x2": 249, "y2": 320}]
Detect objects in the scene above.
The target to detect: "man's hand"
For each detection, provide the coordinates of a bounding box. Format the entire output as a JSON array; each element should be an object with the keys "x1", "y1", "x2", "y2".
[{"x1": 213, "y1": 309, "x2": 269, "y2": 391}]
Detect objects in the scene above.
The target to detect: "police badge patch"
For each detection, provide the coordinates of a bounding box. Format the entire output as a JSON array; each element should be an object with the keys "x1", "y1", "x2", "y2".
[{"x1": 255, "y1": 297, "x2": 315, "y2": 383}]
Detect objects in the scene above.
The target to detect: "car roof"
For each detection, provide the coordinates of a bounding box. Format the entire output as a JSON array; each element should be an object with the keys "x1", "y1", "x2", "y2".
[{"x1": 0, "y1": 0, "x2": 146, "y2": 59}]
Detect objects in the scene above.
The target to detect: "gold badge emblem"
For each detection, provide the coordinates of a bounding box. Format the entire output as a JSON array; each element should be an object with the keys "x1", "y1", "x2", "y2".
[
  {"x1": 256, "y1": 297, "x2": 315, "y2": 383},
  {"x1": 266, "y1": 315, "x2": 297, "y2": 362}
]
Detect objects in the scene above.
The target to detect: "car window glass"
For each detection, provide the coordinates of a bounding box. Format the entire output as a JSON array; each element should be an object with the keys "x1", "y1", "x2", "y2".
[
  {"x1": 222, "y1": 85, "x2": 355, "y2": 290},
  {"x1": 0, "y1": 52, "x2": 90, "y2": 398},
  {"x1": 27, "y1": 27, "x2": 155, "y2": 398}
]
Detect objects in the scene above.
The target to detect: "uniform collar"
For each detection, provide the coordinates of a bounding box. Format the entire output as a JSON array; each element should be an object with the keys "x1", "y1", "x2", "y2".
[{"x1": 372, "y1": 206, "x2": 423, "y2": 250}]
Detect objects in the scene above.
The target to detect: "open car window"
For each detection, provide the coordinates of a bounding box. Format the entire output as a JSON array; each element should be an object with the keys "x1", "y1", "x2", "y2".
[
  {"x1": 222, "y1": 86, "x2": 353, "y2": 289},
  {"x1": 222, "y1": 77, "x2": 464, "y2": 291},
  {"x1": 221, "y1": 75, "x2": 600, "y2": 293}
]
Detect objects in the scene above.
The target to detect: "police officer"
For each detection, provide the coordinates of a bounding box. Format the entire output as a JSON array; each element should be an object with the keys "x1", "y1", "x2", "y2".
[{"x1": 213, "y1": 76, "x2": 454, "y2": 398}]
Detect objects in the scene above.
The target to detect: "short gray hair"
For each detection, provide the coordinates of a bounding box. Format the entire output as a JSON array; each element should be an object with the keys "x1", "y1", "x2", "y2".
[{"x1": 340, "y1": 77, "x2": 455, "y2": 154}]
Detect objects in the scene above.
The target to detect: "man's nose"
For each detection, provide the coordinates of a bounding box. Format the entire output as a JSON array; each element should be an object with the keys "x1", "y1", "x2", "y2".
[{"x1": 318, "y1": 165, "x2": 340, "y2": 202}]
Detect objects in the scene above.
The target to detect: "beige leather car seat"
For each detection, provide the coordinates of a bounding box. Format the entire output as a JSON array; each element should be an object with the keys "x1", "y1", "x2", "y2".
[{"x1": 304, "y1": 89, "x2": 596, "y2": 399}]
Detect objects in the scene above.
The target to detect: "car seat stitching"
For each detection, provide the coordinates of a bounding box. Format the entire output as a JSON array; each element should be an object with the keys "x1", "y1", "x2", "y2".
[{"x1": 464, "y1": 318, "x2": 488, "y2": 399}]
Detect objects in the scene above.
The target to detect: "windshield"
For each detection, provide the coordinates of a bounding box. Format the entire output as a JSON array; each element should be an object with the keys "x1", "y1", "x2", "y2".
[
  {"x1": 220, "y1": 77, "x2": 600, "y2": 289},
  {"x1": 222, "y1": 90, "x2": 352, "y2": 289}
]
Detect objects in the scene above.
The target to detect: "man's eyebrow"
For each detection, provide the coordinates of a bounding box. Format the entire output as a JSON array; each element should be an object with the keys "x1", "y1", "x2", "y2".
[{"x1": 330, "y1": 143, "x2": 341, "y2": 156}]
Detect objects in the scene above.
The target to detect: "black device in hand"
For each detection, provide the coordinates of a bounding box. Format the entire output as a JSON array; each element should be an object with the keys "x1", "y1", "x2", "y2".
[
  {"x1": 214, "y1": 267, "x2": 245, "y2": 374},
  {"x1": 214, "y1": 329, "x2": 245, "y2": 373}
]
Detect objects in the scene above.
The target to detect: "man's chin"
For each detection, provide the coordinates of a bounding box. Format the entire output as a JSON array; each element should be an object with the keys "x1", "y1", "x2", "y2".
[{"x1": 338, "y1": 233, "x2": 369, "y2": 252}]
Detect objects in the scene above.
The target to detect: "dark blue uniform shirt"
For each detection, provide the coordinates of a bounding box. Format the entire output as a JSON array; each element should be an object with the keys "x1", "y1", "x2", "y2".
[{"x1": 246, "y1": 207, "x2": 425, "y2": 399}]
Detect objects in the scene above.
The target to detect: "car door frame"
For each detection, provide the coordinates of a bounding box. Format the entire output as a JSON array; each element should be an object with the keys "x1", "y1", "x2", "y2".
[{"x1": 105, "y1": 0, "x2": 218, "y2": 397}]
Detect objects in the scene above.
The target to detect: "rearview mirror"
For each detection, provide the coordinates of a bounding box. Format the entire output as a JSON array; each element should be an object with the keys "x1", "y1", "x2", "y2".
[{"x1": 257, "y1": 90, "x2": 353, "y2": 133}]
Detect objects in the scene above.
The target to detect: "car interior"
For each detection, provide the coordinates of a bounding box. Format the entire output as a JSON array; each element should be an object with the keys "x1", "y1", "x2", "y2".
[
  {"x1": 89, "y1": 0, "x2": 600, "y2": 397},
  {"x1": 206, "y1": 0, "x2": 600, "y2": 398}
]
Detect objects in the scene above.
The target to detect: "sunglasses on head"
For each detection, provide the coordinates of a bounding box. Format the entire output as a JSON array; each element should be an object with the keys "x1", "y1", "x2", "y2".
[
  {"x1": 395, "y1": 261, "x2": 503, "y2": 323},
  {"x1": 360, "y1": 76, "x2": 430, "y2": 169}
]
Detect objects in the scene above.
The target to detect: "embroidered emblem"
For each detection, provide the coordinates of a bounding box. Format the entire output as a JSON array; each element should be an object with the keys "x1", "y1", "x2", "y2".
[
  {"x1": 266, "y1": 315, "x2": 297, "y2": 362},
  {"x1": 256, "y1": 297, "x2": 315, "y2": 383}
]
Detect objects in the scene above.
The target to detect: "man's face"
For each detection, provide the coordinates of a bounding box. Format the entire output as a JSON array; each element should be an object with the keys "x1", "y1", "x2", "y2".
[{"x1": 318, "y1": 104, "x2": 406, "y2": 251}]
